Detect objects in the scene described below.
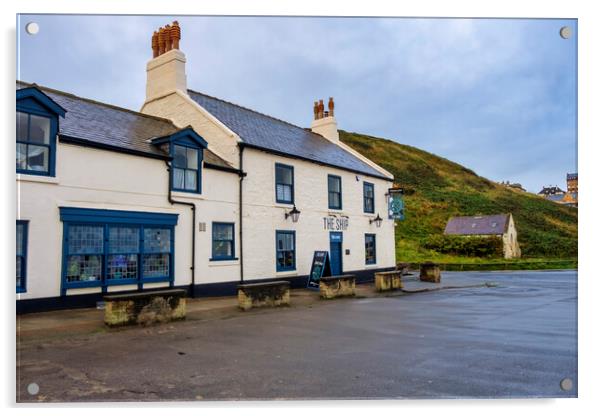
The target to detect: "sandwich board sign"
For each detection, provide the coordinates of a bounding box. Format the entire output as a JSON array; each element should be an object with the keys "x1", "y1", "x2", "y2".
[{"x1": 307, "y1": 251, "x2": 331, "y2": 289}]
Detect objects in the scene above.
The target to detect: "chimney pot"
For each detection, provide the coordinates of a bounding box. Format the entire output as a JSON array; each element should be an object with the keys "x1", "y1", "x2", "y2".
[
  {"x1": 328, "y1": 97, "x2": 334, "y2": 117},
  {"x1": 318, "y1": 99, "x2": 324, "y2": 119},
  {"x1": 164, "y1": 24, "x2": 172, "y2": 52},
  {"x1": 152, "y1": 31, "x2": 159, "y2": 58},
  {"x1": 171, "y1": 21, "x2": 181, "y2": 50},
  {"x1": 158, "y1": 28, "x2": 166, "y2": 55},
  {"x1": 313, "y1": 101, "x2": 319, "y2": 120}
]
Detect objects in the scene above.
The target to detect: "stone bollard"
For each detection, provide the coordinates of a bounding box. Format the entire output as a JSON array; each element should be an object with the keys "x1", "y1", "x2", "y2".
[
  {"x1": 104, "y1": 289, "x2": 187, "y2": 327},
  {"x1": 396, "y1": 262, "x2": 411, "y2": 275},
  {"x1": 420, "y1": 262, "x2": 441, "y2": 283},
  {"x1": 374, "y1": 270, "x2": 403, "y2": 292},
  {"x1": 237, "y1": 281, "x2": 290, "y2": 311},
  {"x1": 320, "y1": 275, "x2": 356, "y2": 299}
]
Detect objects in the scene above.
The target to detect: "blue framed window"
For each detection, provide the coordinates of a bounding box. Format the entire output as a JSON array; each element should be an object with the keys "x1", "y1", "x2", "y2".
[
  {"x1": 365, "y1": 234, "x2": 376, "y2": 265},
  {"x1": 363, "y1": 182, "x2": 375, "y2": 213},
  {"x1": 150, "y1": 127, "x2": 208, "y2": 194},
  {"x1": 276, "y1": 230, "x2": 296, "y2": 272},
  {"x1": 16, "y1": 112, "x2": 55, "y2": 175},
  {"x1": 212, "y1": 222, "x2": 236, "y2": 260},
  {"x1": 59, "y1": 208, "x2": 178, "y2": 295},
  {"x1": 172, "y1": 144, "x2": 201, "y2": 193},
  {"x1": 16, "y1": 87, "x2": 66, "y2": 177},
  {"x1": 328, "y1": 175, "x2": 342, "y2": 210},
  {"x1": 275, "y1": 163, "x2": 294, "y2": 204},
  {"x1": 16, "y1": 220, "x2": 28, "y2": 293}
]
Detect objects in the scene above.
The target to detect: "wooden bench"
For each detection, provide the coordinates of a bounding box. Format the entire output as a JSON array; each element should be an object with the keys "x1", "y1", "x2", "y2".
[
  {"x1": 320, "y1": 275, "x2": 356, "y2": 299},
  {"x1": 374, "y1": 270, "x2": 403, "y2": 292},
  {"x1": 420, "y1": 262, "x2": 441, "y2": 283},
  {"x1": 237, "y1": 281, "x2": 290, "y2": 311},
  {"x1": 104, "y1": 289, "x2": 186, "y2": 327}
]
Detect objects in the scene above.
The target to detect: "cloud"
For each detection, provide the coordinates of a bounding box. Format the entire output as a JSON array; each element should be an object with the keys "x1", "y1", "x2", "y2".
[{"x1": 17, "y1": 15, "x2": 577, "y2": 192}]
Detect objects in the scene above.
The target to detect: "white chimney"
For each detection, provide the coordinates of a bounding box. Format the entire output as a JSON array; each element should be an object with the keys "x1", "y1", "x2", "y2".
[
  {"x1": 310, "y1": 97, "x2": 339, "y2": 142},
  {"x1": 145, "y1": 21, "x2": 187, "y2": 102}
]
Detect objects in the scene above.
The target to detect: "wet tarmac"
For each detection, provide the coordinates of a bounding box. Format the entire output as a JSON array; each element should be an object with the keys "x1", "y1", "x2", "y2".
[{"x1": 17, "y1": 270, "x2": 577, "y2": 401}]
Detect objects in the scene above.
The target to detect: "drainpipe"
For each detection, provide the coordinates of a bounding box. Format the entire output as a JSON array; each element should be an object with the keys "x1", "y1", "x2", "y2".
[
  {"x1": 238, "y1": 144, "x2": 246, "y2": 283},
  {"x1": 164, "y1": 160, "x2": 196, "y2": 298}
]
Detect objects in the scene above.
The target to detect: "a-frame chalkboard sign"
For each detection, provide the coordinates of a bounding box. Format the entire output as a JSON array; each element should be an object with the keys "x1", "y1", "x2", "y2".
[{"x1": 307, "y1": 251, "x2": 332, "y2": 289}]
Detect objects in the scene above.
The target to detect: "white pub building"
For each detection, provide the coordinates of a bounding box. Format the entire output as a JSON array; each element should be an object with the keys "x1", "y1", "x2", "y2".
[{"x1": 16, "y1": 22, "x2": 398, "y2": 312}]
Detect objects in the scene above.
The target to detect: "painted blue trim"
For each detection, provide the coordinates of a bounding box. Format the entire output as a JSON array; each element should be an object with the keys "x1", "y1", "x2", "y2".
[
  {"x1": 16, "y1": 111, "x2": 58, "y2": 177},
  {"x1": 275, "y1": 163, "x2": 295, "y2": 204},
  {"x1": 59, "y1": 209, "x2": 177, "y2": 295},
  {"x1": 363, "y1": 182, "x2": 375, "y2": 214},
  {"x1": 275, "y1": 230, "x2": 296, "y2": 272},
  {"x1": 329, "y1": 231, "x2": 344, "y2": 275},
  {"x1": 16, "y1": 220, "x2": 29, "y2": 293},
  {"x1": 59, "y1": 207, "x2": 179, "y2": 225},
  {"x1": 17, "y1": 87, "x2": 67, "y2": 117},
  {"x1": 327, "y1": 174, "x2": 343, "y2": 210},
  {"x1": 170, "y1": 142, "x2": 203, "y2": 194},
  {"x1": 151, "y1": 127, "x2": 208, "y2": 148},
  {"x1": 211, "y1": 222, "x2": 236, "y2": 261},
  {"x1": 365, "y1": 233, "x2": 377, "y2": 265}
]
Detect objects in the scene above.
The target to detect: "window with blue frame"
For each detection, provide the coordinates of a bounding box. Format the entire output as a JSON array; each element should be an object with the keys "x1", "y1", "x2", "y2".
[
  {"x1": 212, "y1": 222, "x2": 236, "y2": 260},
  {"x1": 275, "y1": 163, "x2": 294, "y2": 204},
  {"x1": 16, "y1": 111, "x2": 54, "y2": 175},
  {"x1": 328, "y1": 175, "x2": 342, "y2": 210},
  {"x1": 172, "y1": 144, "x2": 200, "y2": 192},
  {"x1": 276, "y1": 230, "x2": 296, "y2": 271},
  {"x1": 16, "y1": 87, "x2": 65, "y2": 177},
  {"x1": 363, "y1": 182, "x2": 375, "y2": 213},
  {"x1": 60, "y1": 208, "x2": 178, "y2": 294},
  {"x1": 16, "y1": 220, "x2": 28, "y2": 293},
  {"x1": 365, "y1": 234, "x2": 376, "y2": 265}
]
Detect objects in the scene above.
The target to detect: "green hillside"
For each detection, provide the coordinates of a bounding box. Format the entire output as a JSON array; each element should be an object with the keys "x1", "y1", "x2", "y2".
[{"x1": 340, "y1": 130, "x2": 578, "y2": 264}]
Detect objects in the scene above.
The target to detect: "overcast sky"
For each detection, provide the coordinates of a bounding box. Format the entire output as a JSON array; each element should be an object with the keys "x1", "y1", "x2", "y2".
[{"x1": 17, "y1": 15, "x2": 577, "y2": 192}]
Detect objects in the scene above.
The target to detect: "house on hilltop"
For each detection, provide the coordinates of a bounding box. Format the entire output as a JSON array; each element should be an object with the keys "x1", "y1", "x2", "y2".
[{"x1": 444, "y1": 214, "x2": 521, "y2": 259}]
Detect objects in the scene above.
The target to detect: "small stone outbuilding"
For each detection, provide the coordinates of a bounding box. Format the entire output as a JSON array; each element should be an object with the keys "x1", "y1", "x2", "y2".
[{"x1": 444, "y1": 213, "x2": 521, "y2": 259}]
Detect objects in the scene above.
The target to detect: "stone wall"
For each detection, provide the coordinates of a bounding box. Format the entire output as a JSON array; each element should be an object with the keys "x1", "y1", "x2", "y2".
[
  {"x1": 104, "y1": 289, "x2": 186, "y2": 327},
  {"x1": 320, "y1": 275, "x2": 356, "y2": 299},
  {"x1": 237, "y1": 281, "x2": 290, "y2": 311}
]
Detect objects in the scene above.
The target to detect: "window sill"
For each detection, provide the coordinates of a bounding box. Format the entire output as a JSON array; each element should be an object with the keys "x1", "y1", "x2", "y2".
[
  {"x1": 364, "y1": 263, "x2": 379, "y2": 269},
  {"x1": 17, "y1": 173, "x2": 59, "y2": 184},
  {"x1": 171, "y1": 191, "x2": 205, "y2": 200},
  {"x1": 276, "y1": 270, "x2": 297, "y2": 277},
  {"x1": 275, "y1": 201, "x2": 294, "y2": 207},
  {"x1": 209, "y1": 257, "x2": 238, "y2": 262}
]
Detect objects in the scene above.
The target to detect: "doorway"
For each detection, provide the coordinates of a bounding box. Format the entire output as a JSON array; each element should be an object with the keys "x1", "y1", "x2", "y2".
[{"x1": 329, "y1": 232, "x2": 343, "y2": 276}]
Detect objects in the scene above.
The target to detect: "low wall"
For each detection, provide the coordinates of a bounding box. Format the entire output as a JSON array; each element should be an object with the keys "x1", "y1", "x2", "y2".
[
  {"x1": 320, "y1": 275, "x2": 356, "y2": 299},
  {"x1": 374, "y1": 270, "x2": 403, "y2": 292},
  {"x1": 104, "y1": 289, "x2": 186, "y2": 327},
  {"x1": 420, "y1": 263, "x2": 441, "y2": 283},
  {"x1": 237, "y1": 281, "x2": 290, "y2": 311}
]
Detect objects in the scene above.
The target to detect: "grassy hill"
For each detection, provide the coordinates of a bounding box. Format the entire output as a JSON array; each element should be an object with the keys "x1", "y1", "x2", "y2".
[{"x1": 340, "y1": 130, "x2": 578, "y2": 264}]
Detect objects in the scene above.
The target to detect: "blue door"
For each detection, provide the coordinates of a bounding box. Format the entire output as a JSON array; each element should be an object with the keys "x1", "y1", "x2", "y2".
[{"x1": 329, "y1": 232, "x2": 343, "y2": 276}]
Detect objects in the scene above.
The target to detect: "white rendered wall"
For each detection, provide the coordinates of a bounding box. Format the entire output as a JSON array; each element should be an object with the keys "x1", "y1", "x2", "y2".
[
  {"x1": 241, "y1": 148, "x2": 396, "y2": 281},
  {"x1": 141, "y1": 91, "x2": 241, "y2": 168},
  {"x1": 16, "y1": 143, "x2": 240, "y2": 300}
]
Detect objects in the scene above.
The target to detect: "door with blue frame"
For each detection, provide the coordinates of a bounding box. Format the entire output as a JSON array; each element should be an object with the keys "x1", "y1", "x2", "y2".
[{"x1": 329, "y1": 232, "x2": 343, "y2": 276}]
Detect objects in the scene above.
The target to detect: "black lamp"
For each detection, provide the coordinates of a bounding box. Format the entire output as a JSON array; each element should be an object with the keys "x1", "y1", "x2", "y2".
[
  {"x1": 285, "y1": 206, "x2": 301, "y2": 223},
  {"x1": 370, "y1": 213, "x2": 383, "y2": 228}
]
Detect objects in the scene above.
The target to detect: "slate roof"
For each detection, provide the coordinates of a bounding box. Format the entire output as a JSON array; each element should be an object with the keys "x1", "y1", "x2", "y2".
[
  {"x1": 444, "y1": 214, "x2": 510, "y2": 236},
  {"x1": 187, "y1": 90, "x2": 390, "y2": 180},
  {"x1": 538, "y1": 186, "x2": 565, "y2": 196},
  {"x1": 16, "y1": 82, "x2": 233, "y2": 170},
  {"x1": 567, "y1": 173, "x2": 578, "y2": 181}
]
